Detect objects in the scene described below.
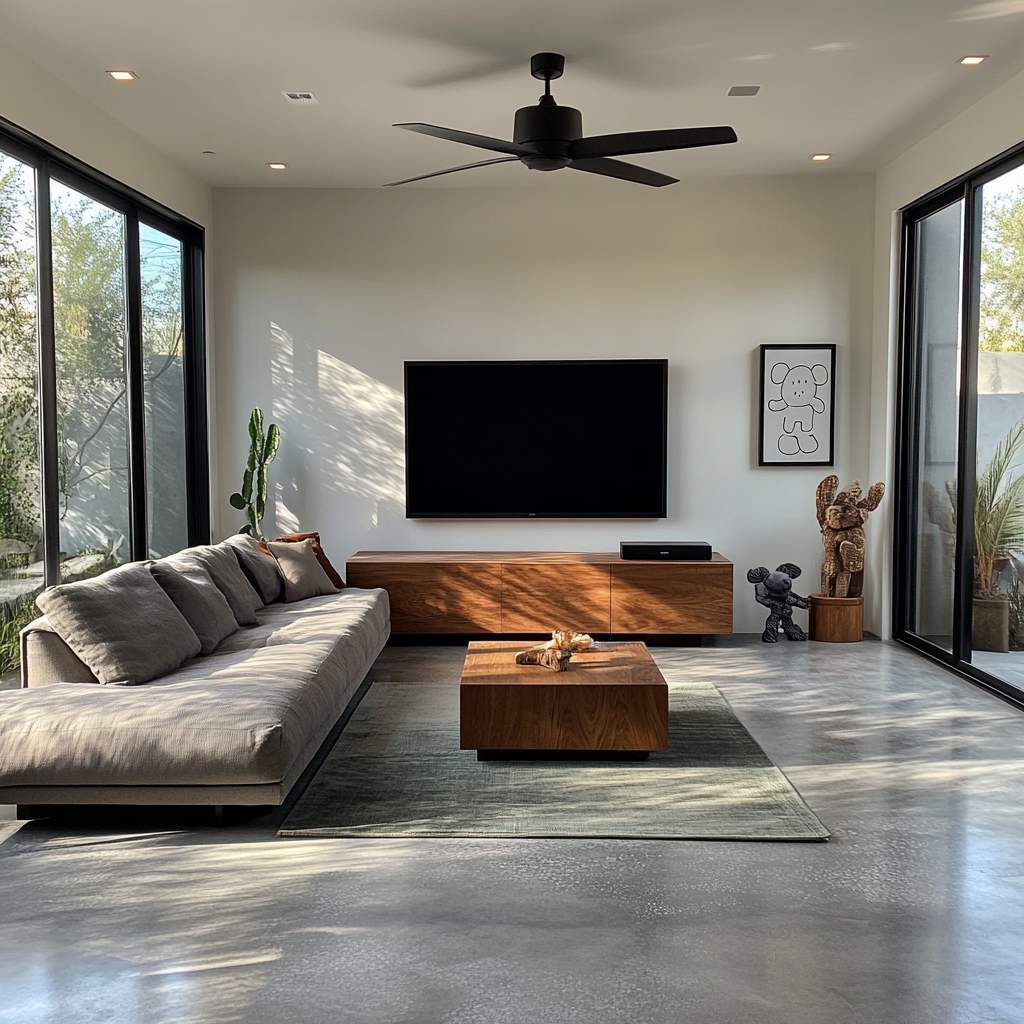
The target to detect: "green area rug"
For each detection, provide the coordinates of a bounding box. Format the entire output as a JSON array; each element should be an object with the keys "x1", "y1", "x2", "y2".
[{"x1": 279, "y1": 682, "x2": 829, "y2": 841}]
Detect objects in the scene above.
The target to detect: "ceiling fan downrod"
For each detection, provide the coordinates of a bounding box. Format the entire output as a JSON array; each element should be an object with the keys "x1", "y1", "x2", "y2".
[{"x1": 516, "y1": 52, "x2": 578, "y2": 171}]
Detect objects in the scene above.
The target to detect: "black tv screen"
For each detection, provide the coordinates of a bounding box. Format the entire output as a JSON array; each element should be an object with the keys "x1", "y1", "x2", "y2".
[{"x1": 404, "y1": 359, "x2": 668, "y2": 518}]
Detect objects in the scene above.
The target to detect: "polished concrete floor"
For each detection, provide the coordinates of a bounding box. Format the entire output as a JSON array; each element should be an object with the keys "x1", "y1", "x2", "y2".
[{"x1": 2, "y1": 636, "x2": 1024, "y2": 1024}]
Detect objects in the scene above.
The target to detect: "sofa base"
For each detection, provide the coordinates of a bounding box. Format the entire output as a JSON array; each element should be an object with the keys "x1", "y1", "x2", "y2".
[
  {"x1": 8, "y1": 783, "x2": 289, "y2": 810},
  {"x1": 15, "y1": 803, "x2": 277, "y2": 821}
]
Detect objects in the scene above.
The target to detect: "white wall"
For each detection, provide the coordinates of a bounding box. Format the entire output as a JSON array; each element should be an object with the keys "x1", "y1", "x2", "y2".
[
  {"x1": 0, "y1": 36, "x2": 211, "y2": 227},
  {"x1": 869, "y1": 64, "x2": 1024, "y2": 639},
  {"x1": 213, "y1": 177, "x2": 875, "y2": 633}
]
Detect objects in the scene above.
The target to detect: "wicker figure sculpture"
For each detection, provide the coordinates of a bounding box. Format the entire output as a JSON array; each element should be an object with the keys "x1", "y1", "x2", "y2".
[
  {"x1": 815, "y1": 475, "x2": 885, "y2": 598},
  {"x1": 746, "y1": 563, "x2": 809, "y2": 643}
]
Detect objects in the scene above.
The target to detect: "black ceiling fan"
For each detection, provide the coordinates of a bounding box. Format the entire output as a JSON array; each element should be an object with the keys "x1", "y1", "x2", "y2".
[{"x1": 385, "y1": 52, "x2": 737, "y2": 188}]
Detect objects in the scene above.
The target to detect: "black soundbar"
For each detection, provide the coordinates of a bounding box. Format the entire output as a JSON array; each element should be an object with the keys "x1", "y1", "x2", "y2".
[{"x1": 620, "y1": 541, "x2": 712, "y2": 561}]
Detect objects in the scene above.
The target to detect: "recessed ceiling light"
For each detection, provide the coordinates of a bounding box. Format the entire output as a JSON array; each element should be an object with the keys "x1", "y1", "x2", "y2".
[
  {"x1": 107, "y1": 70, "x2": 136, "y2": 81},
  {"x1": 728, "y1": 85, "x2": 760, "y2": 97},
  {"x1": 960, "y1": 55, "x2": 987, "y2": 65},
  {"x1": 202, "y1": 151, "x2": 216, "y2": 156},
  {"x1": 268, "y1": 162, "x2": 287, "y2": 170},
  {"x1": 811, "y1": 153, "x2": 831, "y2": 162}
]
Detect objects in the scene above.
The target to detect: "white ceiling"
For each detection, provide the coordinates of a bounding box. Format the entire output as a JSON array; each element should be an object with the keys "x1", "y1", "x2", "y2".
[{"x1": 4, "y1": 0, "x2": 1024, "y2": 188}]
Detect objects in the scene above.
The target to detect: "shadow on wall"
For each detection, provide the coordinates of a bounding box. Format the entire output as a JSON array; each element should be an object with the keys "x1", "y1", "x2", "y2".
[{"x1": 269, "y1": 322, "x2": 404, "y2": 540}]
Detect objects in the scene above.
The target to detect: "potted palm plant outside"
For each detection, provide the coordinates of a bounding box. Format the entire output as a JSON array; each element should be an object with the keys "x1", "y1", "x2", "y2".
[{"x1": 971, "y1": 421, "x2": 1024, "y2": 652}]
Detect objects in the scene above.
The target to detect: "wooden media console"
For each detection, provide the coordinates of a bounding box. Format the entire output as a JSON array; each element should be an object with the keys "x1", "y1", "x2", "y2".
[{"x1": 345, "y1": 551, "x2": 733, "y2": 637}]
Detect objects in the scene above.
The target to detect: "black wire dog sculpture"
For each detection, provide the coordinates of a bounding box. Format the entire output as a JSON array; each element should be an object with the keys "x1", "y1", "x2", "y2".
[{"x1": 746, "y1": 563, "x2": 809, "y2": 643}]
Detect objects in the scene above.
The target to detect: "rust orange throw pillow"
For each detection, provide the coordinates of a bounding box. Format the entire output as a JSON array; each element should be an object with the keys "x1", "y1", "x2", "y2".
[{"x1": 266, "y1": 531, "x2": 345, "y2": 588}]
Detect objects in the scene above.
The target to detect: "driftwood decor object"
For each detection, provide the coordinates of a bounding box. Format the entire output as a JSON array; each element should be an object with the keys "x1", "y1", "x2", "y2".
[
  {"x1": 514, "y1": 629, "x2": 595, "y2": 672},
  {"x1": 815, "y1": 476, "x2": 885, "y2": 598},
  {"x1": 746, "y1": 563, "x2": 810, "y2": 643}
]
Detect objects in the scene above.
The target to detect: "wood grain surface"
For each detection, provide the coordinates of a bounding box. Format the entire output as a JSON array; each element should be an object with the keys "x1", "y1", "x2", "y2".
[
  {"x1": 346, "y1": 561, "x2": 502, "y2": 633},
  {"x1": 610, "y1": 561, "x2": 733, "y2": 633},
  {"x1": 346, "y1": 551, "x2": 734, "y2": 635},
  {"x1": 500, "y1": 563, "x2": 611, "y2": 632},
  {"x1": 808, "y1": 593, "x2": 863, "y2": 643},
  {"x1": 348, "y1": 551, "x2": 730, "y2": 564},
  {"x1": 460, "y1": 640, "x2": 669, "y2": 751}
]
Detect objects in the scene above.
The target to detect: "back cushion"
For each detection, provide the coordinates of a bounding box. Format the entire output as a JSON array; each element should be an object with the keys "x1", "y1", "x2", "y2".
[
  {"x1": 35, "y1": 562, "x2": 201, "y2": 685},
  {"x1": 162, "y1": 545, "x2": 262, "y2": 626},
  {"x1": 221, "y1": 534, "x2": 284, "y2": 604},
  {"x1": 149, "y1": 561, "x2": 240, "y2": 655},
  {"x1": 271, "y1": 531, "x2": 345, "y2": 588},
  {"x1": 267, "y1": 539, "x2": 339, "y2": 602}
]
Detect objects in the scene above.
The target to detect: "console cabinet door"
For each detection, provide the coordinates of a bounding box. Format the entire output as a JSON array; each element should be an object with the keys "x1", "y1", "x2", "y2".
[
  {"x1": 611, "y1": 562, "x2": 733, "y2": 634},
  {"x1": 500, "y1": 563, "x2": 611, "y2": 633},
  {"x1": 347, "y1": 562, "x2": 502, "y2": 633}
]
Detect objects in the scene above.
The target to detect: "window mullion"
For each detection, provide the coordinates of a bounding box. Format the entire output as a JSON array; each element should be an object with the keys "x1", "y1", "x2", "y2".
[
  {"x1": 125, "y1": 211, "x2": 148, "y2": 560},
  {"x1": 182, "y1": 240, "x2": 210, "y2": 545},
  {"x1": 952, "y1": 183, "x2": 983, "y2": 664},
  {"x1": 34, "y1": 161, "x2": 61, "y2": 588}
]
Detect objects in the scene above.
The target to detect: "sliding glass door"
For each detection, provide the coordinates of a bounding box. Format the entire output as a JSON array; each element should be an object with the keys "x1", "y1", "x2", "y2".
[
  {"x1": 896, "y1": 142, "x2": 1024, "y2": 703},
  {"x1": 905, "y1": 199, "x2": 964, "y2": 653}
]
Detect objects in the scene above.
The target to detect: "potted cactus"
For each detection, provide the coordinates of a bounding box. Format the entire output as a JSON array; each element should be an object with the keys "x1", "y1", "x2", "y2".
[{"x1": 229, "y1": 408, "x2": 280, "y2": 541}]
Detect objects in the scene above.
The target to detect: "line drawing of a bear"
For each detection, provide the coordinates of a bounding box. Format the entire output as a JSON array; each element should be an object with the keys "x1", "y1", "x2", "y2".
[{"x1": 767, "y1": 362, "x2": 829, "y2": 456}]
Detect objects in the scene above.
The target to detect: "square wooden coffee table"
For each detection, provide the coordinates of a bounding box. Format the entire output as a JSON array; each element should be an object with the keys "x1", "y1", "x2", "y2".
[{"x1": 460, "y1": 640, "x2": 669, "y2": 760}]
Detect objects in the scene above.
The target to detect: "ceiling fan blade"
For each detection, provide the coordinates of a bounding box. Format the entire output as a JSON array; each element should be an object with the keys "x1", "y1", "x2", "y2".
[
  {"x1": 569, "y1": 126, "x2": 737, "y2": 161},
  {"x1": 395, "y1": 123, "x2": 535, "y2": 156},
  {"x1": 569, "y1": 157, "x2": 678, "y2": 188},
  {"x1": 383, "y1": 156, "x2": 519, "y2": 187}
]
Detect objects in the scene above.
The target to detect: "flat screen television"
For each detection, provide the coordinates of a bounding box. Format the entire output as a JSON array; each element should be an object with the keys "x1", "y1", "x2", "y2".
[{"x1": 404, "y1": 359, "x2": 668, "y2": 518}]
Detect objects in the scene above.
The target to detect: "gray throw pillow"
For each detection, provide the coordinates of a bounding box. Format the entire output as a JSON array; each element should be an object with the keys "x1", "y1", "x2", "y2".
[
  {"x1": 35, "y1": 562, "x2": 201, "y2": 685},
  {"x1": 221, "y1": 534, "x2": 284, "y2": 604},
  {"x1": 162, "y1": 545, "x2": 262, "y2": 626},
  {"x1": 267, "y1": 539, "x2": 339, "y2": 602},
  {"x1": 149, "y1": 561, "x2": 239, "y2": 655}
]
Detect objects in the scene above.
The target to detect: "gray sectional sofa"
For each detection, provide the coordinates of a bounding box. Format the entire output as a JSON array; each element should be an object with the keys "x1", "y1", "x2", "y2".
[{"x1": 0, "y1": 537, "x2": 390, "y2": 811}]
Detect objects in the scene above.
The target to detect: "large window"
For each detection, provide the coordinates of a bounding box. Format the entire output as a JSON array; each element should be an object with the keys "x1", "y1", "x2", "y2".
[
  {"x1": 895, "y1": 141, "x2": 1024, "y2": 705},
  {"x1": 0, "y1": 117, "x2": 207, "y2": 676}
]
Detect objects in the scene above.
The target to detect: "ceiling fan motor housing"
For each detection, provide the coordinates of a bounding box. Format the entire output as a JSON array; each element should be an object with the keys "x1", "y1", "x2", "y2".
[{"x1": 513, "y1": 97, "x2": 582, "y2": 170}]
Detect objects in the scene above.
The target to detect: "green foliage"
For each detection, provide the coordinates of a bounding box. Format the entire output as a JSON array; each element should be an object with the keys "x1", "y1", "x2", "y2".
[
  {"x1": 50, "y1": 186, "x2": 129, "y2": 516},
  {"x1": 0, "y1": 598, "x2": 39, "y2": 676},
  {"x1": 1009, "y1": 571, "x2": 1024, "y2": 651},
  {"x1": 973, "y1": 421, "x2": 1024, "y2": 596},
  {"x1": 981, "y1": 187, "x2": 1024, "y2": 352},
  {"x1": 0, "y1": 159, "x2": 40, "y2": 549},
  {"x1": 229, "y1": 408, "x2": 280, "y2": 541}
]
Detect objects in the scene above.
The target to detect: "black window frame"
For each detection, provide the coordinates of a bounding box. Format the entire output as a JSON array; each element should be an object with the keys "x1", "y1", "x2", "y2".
[
  {"x1": 0, "y1": 114, "x2": 209, "y2": 586},
  {"x1": 894, "y1": 136, "x2": 1024, "y2": 709}
]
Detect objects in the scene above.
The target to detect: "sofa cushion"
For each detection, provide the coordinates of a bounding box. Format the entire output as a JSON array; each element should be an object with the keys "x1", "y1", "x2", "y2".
[
  {"x1": 215, "y1": 587, "x2": 390, "y2": 658},
  {"x1": 35, "y1": 562, "x2": 201, "y2": 685},
  {"x1": 271, "y1": 531, "x2": 345, "y2": 588},
  {"x1": 221, "y1": 534, "x2": 284, "y2": 604},
  {"x1": 149, "y1": 561, "x2": 239, "y2": 655},
  {"x1": 268, "y1": 539, "x2": 338, "y2": 602},
  {"x1": 162, "y1": 545, "x2": 262, "y2": 626}
]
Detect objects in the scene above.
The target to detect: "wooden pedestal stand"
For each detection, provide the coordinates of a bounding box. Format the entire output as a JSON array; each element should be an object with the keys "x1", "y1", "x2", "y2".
[{"x1": 808, "y1": 594, "x2": 863, "y2": 643}]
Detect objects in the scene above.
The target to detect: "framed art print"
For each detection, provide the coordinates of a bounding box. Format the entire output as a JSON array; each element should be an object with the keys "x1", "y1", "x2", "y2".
[{"x1": 758, "y1": 344, "x2": 836, "y2": 466}]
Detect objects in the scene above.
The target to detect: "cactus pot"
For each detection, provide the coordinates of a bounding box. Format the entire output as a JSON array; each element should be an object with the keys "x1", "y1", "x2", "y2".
[{"x1": 972, "y1": 596, "x2": 1009, "y2": 653}]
